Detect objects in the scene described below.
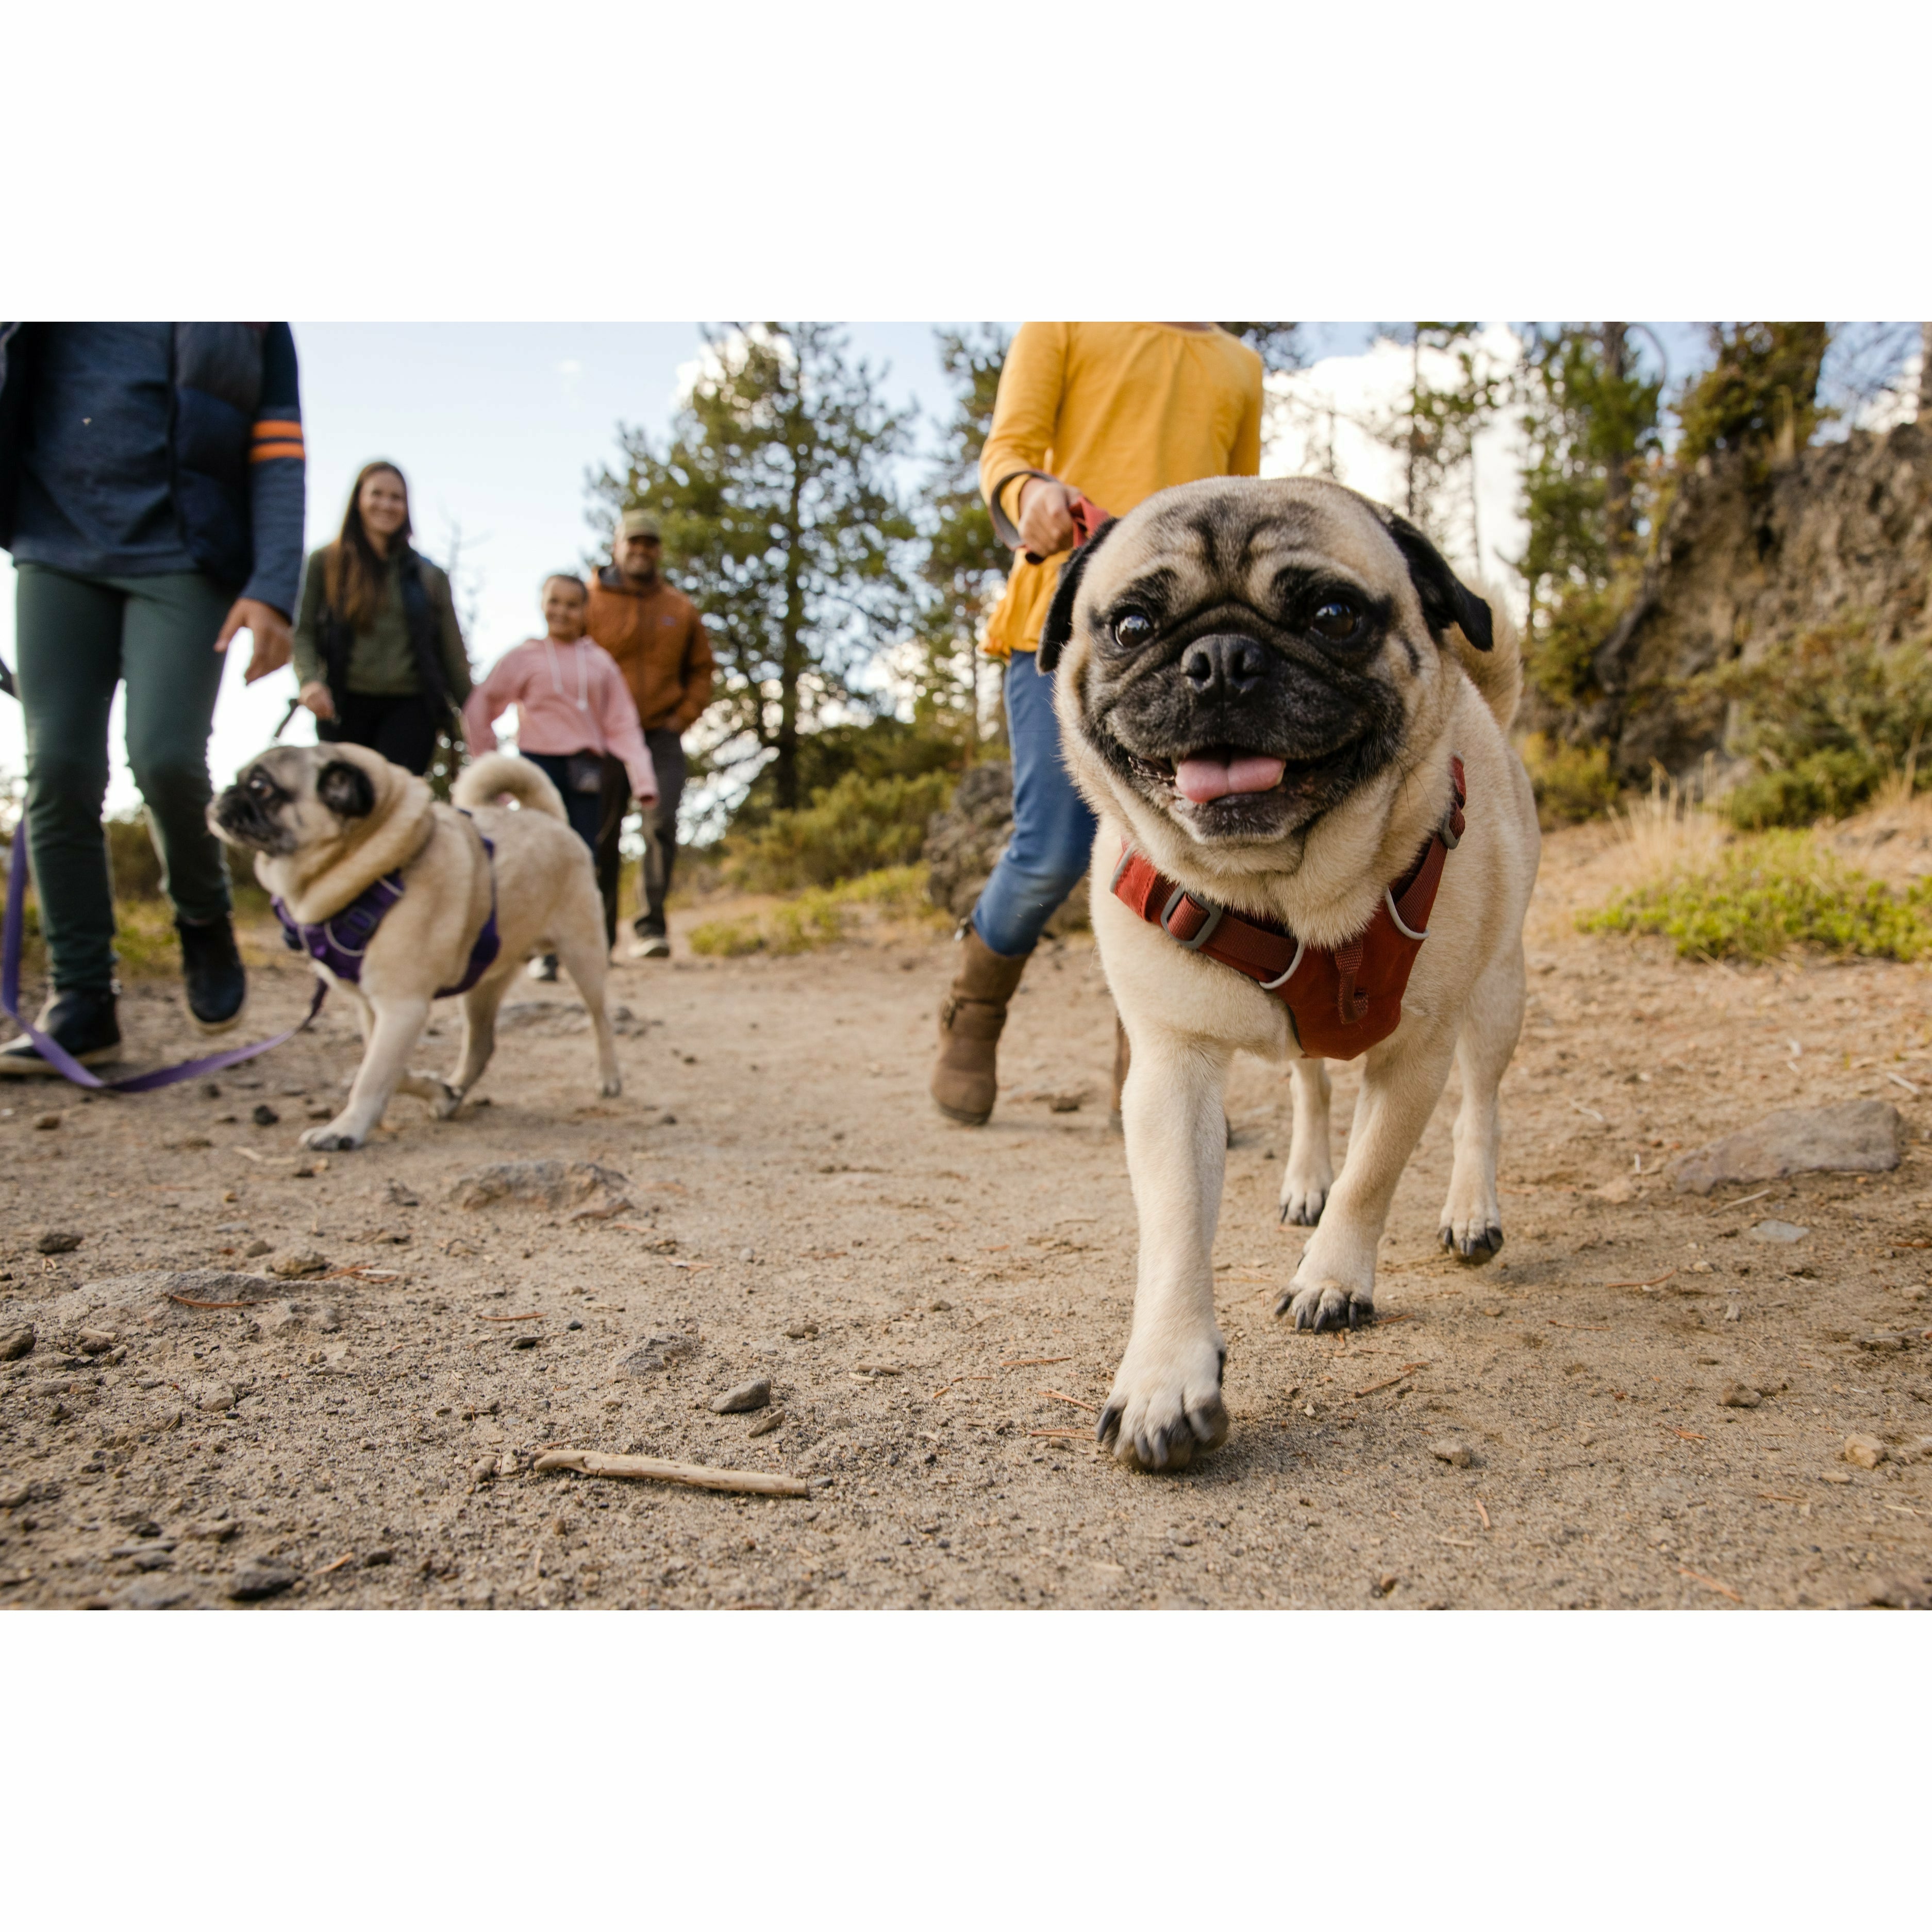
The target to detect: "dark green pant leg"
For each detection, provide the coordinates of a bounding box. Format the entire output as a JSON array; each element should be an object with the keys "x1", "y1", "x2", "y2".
[
  {"x1": 15, "y1": 563, "x2": 123, "y2": 993},
  {"x1": 118, "y1": 572, "x2": 235, "y2": 925}
]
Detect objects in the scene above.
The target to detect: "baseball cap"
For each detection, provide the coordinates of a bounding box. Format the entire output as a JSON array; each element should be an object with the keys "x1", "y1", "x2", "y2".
[{"x1": 620, "y1": 508, "x2": 662, "y2": 540}]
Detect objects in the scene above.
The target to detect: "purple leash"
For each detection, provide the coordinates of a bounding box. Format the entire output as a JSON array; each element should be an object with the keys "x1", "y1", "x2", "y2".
[{"x1": 1, "y1": 834, "x2": 326, "y2": 1094}]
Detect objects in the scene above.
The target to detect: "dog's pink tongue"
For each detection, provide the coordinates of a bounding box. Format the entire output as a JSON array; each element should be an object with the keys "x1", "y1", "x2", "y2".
[{"x1": 1175, "y1": 754, "x2": 1287, "y2": 804}]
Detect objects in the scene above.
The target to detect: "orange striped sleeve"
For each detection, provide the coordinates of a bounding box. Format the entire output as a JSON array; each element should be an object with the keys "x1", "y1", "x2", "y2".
[
  {"x1": 252, "y1": 419, "x2": 303, "y2": 439},
  {"x1": 250, "y1": 442, "x2": 305, "y2": 462}
]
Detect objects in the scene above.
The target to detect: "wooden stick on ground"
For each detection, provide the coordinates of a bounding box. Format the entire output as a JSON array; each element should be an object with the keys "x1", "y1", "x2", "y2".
[
  {"x1": 1027, "y1": 1428, "x2": 1090, "y2": 1439},
  {"x1": 1039, "y1": 1388, "x2": 1099, "y2": 1413},
  {"x1": 1678, "y1": 1565, "x2": 1743, "y2": 1604},
  {"x1": 1473, "y1": 1498, "x2": 1491, "y2": 1531},
  {"x1": 1352, "y1": 1361, "x2": 1428, "y2": 1398},
  {"x1": 1703, "y1": 1187, "x2": 1773, "y2": 1217},
  {"x1": 1001, "y1": 1356, "x2": 1074, "y2": 1368},
  {"x1": 166, "y1": 1292, "x2": 263, "y2": 1310},
  {"x1": 533, "y1": 1450, "x2": 810, "y2": 1497},
  {"x1": 1606, "y1": 1269, "x2": 1678, "y2": 1291},
  {"x1": 476, "y1": 1311, "x2": 545, "y2": 1323}
]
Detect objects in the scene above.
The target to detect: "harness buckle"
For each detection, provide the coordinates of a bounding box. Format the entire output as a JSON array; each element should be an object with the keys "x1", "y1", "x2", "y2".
[{"x1": 1160, "y1": 887, "x2": 1224, "y2": 951}]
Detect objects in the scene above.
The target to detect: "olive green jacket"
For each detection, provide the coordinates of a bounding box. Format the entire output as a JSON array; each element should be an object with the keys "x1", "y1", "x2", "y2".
[{"x1": 292, "y1": 546, "x2": 473, "y2": 701}]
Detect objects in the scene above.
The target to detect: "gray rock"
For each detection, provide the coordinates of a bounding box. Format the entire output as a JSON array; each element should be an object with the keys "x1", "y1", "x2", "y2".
[
  {"x1": 509, "y1": 1333, "x2": 540, "y2": 1351},
  {"x1": 60, "y1": 1270, "x2": 279, "y2": 1324},
  {"x1": 193, "y1": 1382, "x2": 237, "y2": 1413},
  {"x1": 269, "y1": 1247, "x2": 327, "y2": 1279},
  {"x1": 1429, "y1": 1440, "x2": 1474, "y2": 1468},
  {"x1": 242, "y1": 1238, "x2": 274, "y2": 1259},
  {"x1": 116, "y1": 1578, "x2": 194, "y2": 1610},
  {"x1": 612, "y1": 1331, "x2": 697, "y2": 1378},
  {"x1": 1719, "y1": 1384, "x2": 1762, "y2": 1408},
  {"x1": 1844, "y1": 1434, "x2": 1887, "y2": 1470},
  {"x1": 1667, "y1": 1101, "x2": 1903, "y2": 1196},
  {"x1": 251, "y1": 1104, "x2": 279, "y2": 1126},
  {"x1": 226, "y1": 1561, "x2": 297, "y2": 1602},
  {"x1": 1750, "y1": 1220, "x2": 1809, "y2": 1243},
  {"x1": 710, "y1": 1377, "x2": 772, "y2": 1414},
  {"x1": 1858, "y1": 1334, "x2": 1911, "y2": 1352},
  {"x1": 0, "y1": 1324, "x2": 33, "y2": 1362},
  {"x1": 385, "y1": 1180, "x2": 420, "y2": 1208},
  {"x1": 449, "y1": 1158, "x2": 632, "y2": 1219},
  {"x1": 33, "y1": 1228, "x2": 83, "y2": 1255}
]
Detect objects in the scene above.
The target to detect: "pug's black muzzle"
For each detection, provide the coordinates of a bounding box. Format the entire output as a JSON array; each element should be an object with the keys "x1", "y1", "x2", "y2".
[{"x1": 210, "y1": 781, "x2": 295, "y2": 855}]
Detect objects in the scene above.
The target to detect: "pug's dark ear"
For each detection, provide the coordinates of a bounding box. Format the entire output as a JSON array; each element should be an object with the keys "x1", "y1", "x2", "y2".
[
  {"x1": 1037, "y1": 515, "x2": 1121, "y2": 673},
  {"x1": 1377, "y1": 509, "x2": 1494, "y2": 651},
  {"x1": 317, "y1": 760, "x2": 376, "y2": 820}
]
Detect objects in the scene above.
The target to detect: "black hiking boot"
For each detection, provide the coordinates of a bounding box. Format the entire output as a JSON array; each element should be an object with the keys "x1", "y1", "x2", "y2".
[
  {"x1": 177, "y1": 914, "x2": 247, "y2": 1033},
  {"x1": 0, "y1": 986, "x2": 121, "y2": 1076}
]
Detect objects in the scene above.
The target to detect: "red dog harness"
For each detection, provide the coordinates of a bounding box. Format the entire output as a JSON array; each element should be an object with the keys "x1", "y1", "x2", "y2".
[{"x1": 1111, "y1": 757, "x2": 1467, "y2": 1059}]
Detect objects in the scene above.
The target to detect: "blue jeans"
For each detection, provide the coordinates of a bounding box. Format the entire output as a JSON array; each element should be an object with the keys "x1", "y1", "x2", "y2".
[
  {"x1": 971, "y1": 651, "x2": 1097, "y2": 958},
  {"x1": 523, "y1": 752, "x2": 604, "y2": 851}
]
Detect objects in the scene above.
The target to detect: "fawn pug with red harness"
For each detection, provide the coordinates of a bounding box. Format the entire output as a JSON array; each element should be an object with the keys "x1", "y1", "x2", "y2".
[{"x1": 1042, "y1": 477, "x2": 1539, "y2": 1471}]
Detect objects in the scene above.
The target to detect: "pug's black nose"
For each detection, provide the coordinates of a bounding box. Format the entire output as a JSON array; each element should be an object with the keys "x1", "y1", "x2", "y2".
[{"x1": 1182, "y1": 634, "x2": 1268, "y2": 697}]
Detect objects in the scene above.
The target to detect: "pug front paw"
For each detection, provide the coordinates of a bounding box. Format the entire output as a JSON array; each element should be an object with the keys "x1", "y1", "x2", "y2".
[
  {"x1": 1095, "y1": 1336, "x2": 1229, "y2": 1472},
  {"x1": 1276, "y1": 1277, "x2": 1375, "y2": 1331},
  {"x1": 299, "y1": 1122, "x2": 363, "y2": 1153}
]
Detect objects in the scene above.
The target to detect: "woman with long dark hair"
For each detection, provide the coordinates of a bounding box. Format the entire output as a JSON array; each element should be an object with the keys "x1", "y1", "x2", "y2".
[{"x1": 291, "y1": 460, "x2": 472, "y2": 774}]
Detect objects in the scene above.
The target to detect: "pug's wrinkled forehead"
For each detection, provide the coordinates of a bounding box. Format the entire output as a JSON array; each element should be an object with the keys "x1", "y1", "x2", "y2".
[{"x1": 1041, "y1": 477, "x2": 1493, "y2": 672}]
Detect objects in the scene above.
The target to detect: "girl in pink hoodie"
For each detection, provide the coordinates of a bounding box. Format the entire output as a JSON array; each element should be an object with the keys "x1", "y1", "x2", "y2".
[{"x1": 464, "y1": 574, "x2": 658, "y2": 969}]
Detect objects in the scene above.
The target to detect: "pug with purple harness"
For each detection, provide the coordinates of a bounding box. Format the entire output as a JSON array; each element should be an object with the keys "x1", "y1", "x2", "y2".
[{"x1": 210, "y1": 743, "x2": 620, "y2": 1149}]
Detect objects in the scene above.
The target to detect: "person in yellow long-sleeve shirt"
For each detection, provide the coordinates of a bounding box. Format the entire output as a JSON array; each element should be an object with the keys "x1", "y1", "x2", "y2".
[{"x1": 930, "y1": 322, "x2": 1265, "y2": 1127}]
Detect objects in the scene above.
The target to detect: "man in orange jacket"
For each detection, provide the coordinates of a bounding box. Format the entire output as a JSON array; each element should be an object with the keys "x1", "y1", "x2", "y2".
[{"x1": 586, "y1": 507, "x2": 715, "y2": 958}]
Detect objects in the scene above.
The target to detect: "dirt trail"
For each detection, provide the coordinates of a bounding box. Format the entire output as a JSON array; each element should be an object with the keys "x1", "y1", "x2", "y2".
[{"x1": 2, "y1": 825, "x2": 1929, "y2": 1610}]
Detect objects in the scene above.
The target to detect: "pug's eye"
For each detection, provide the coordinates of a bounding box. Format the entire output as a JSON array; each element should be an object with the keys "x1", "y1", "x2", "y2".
[
  {"x1": 1111, "y1": 610, "x2": 1154, "y2": 648},
  {"x1": 1310, "y1": 596, "x2": 1363, "y2": 643}
]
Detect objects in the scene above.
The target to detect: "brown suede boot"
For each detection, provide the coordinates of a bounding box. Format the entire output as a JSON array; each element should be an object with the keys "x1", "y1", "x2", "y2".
[{"x1": 930, "y1": 927, "x2": 1029, "y2": 1125}]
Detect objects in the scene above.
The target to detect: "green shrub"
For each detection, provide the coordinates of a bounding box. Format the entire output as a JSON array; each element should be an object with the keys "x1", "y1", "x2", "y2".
[
  {"x1": 688, "y1": 865, "x2": 938, "y2": 958},
  {"x1": 1580, "y1": 829, "x2": 1932, "y2": 961},
  {"x1": 724, "y1": 769, "x2": 955, "y2": 893},
  {"x1": 1519, "y1": 731, "x2": 1619, "y2": 825},
  {"x1": 1705, "y1": 619, "x2": 1932, "y2": 826}
]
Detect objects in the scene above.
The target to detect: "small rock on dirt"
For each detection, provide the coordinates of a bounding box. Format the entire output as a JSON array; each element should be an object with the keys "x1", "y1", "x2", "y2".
[
  {"x1": 33, "y1": 1228, "x2": 82, "y2": 1254},
  {"x1": 226, "y1": 1561, "x2": 296, "y2": 1602},
  {"x1": 194, "y1": 1382, "x2": 237, "y2": 1413},
  {"x1": 1858, "y1": 1334, "x2": 1910, "y2": 1352},
  {"x1": 0, "y1": 1324, "x2": 33, "y2": 1362},
  {"x1": 251, "y1": 1104, "x2": 279, "y2": 1127},
  {"x1": 1429, "y1": 1440, "x2": 1474, "y2": 1468},
  {"x1": 117, "y1": 1578, "x2": 195, "y2": 1610},
  {"x1": 1668, "y1": 1100, "x2": 1903, "y2": 1195},
  {"x1": 385, "y1": 1181, "x2": 420, "y2": 1208},
  {"x1": 1867, "y1": 1573, "x2": 1932, "y2": 1610},
  {"x1": 510, "y1": 1334, "x2": 540, "y2": 1350},
  {"x1": 1748, "y1": 1220, "x2": 1809, "y2": 1244},
  {"x1": 784, "y1": 1321, "x2": 819, "y2": 1340},
  {"x1": 449, "y1": 1158, "x2": 632, "y2": 1218},
  {"x1": 612, "y1": 1331, "x2": 697, "y2": 1378},
  {"x1": 33, "y1": 1113, "x2": 60, "y2": 1130},
  {"x1": 1719, "y1": 1384, "x2": 1762, "y2": 1408},
  {"x1": 242, "y1": 1238, "x2": 273, "y2": 1258},
  {"x1": 1844, "y1": 1434, "x2": 1887, "y2": 1470},
  {"x1": 269, "y1": 1248, "x2": 327, "y2": 1279},
  {"x1": 710, "y1": 1377, "x2": 771, "y2": 1414}
]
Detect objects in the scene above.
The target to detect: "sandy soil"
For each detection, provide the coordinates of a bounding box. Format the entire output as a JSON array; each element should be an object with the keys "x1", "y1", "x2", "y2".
[{"x1": 2, "y1": 824, "x2": 1929, "y2": 1612}]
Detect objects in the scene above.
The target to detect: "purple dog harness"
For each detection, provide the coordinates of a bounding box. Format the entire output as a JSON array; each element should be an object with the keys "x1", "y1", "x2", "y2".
[{"x1": 273, "y1": 826, "x2": 501, "y2": 997}]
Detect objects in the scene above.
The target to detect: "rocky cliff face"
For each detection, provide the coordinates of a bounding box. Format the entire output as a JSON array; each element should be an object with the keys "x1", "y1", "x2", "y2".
[{"x1": 1551, "y1": 423, "x2": 1932, "y2": 780}]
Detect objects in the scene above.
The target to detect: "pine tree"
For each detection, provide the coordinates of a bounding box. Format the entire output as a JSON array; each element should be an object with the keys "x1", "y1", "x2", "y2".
[
  {"x1": 1514, "y1": 323, "x2": 1663, "y2": 706},
  {"x1": 908, "y1": 324, "x2": 1011, "y2": 753},
  {"x1": 1675, "y1": 322, "x2": 1831, "y2": 476},
  {"x1": 590, "y1": 324, "x2": 916, "y2": 813}
]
